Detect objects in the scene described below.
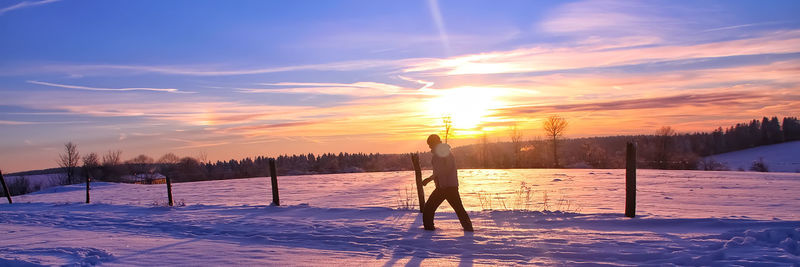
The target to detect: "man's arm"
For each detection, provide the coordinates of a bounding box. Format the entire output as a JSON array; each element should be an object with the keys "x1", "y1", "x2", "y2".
[
  {"x1": 422, "y1": 174, "x2": 435, "y2": 186},
  {"x1": 424, "y1": 154, "x2": 441, "y2": 186}
]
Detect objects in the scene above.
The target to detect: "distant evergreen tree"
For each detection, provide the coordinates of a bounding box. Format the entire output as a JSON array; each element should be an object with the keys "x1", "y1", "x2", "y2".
[
  {"x1": 782, "y1": 117, "x2": 800, "y2": 141},
  {"x1": 760, "y1": 116, "x2": 782, "y2": 145}
]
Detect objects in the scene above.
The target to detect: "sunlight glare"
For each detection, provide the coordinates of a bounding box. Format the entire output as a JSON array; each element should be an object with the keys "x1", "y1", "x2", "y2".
[{"x1": 425, "y1": 87, "x2": 506, "y2": 130}]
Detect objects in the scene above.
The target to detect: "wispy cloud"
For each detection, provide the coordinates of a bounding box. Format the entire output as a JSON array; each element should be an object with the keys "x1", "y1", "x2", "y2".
[
  {"x1": 10, "y1": 59, "x2": 411, "y2": 77},
  {"x1": 0, "y1": 120, "x2": 90, "y2": 125},
  {"x1": 496, "y1": 91, "x2": 765, "y2": 116},
  {"x1": 14, "y1": 56, "x2": 797, "y2": 140},
  {"x1": 536, "y1": 0, "x2": 725, "y2": 48},
  {"x1": 224, "y1": 120, "x2": 324, "y2": 133},
  {"x1": 702, "y1": 21, "x2": 788, "y2": 33},
  {"x1": 496, "y1": 58, "x2": 800, "y2": 100},
  {"x1": 18, "y1": 27, "x2": 797, "y2": 81},
  {"x1": 8, "y1": 54, "x2": 800, "y2": 142},
  {"x1": 172, "y1": 141, "x2": 231, "y2": 150},
  {"x1": 539, "y1": 0, "x2": 674, "y2": 37},
  {"x1": 27, "y1": 80, "x2": 193, "y2": 93},
  {"x1": 238, "y1": 82, "x2": 406, "y2": 96},
  {"x1": 0, "y1": 0, "x2": 59, "y2": 16},
  {"x1": 403, "y1": 30, "x2": 800, "y2": 75},
  {"x1": 55, "y1": 101, "x2": 309, "y2": 126},
  {"x1": 0, "y1": 120, "x2": 35, "y2": 125},
  {"x1": 397, "y1": 75, "x2": 434, "y2": 90}
]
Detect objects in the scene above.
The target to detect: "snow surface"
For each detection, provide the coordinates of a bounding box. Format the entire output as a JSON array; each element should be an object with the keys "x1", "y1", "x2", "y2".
[
  {"x1": 2, "y1": 169, "x2": 799, "y2": 266},
  {"x1": 704, "y1": 141, "x2": 800, "y2": 173},
  {"x1": 2, "y1": 173, "x2": 66, "y2": 194}
]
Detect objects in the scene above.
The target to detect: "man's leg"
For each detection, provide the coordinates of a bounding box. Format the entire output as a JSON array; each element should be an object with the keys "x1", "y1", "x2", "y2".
[
  {"x1": 422, "y1": 188, "x2": 446, "y2": 230},
  {"x1": 444, "y1": 187, "x2": 474, "y2": 231}
]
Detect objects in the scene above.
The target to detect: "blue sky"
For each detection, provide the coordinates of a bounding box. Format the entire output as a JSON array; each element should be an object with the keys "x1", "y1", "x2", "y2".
[{"x1": 1, "y1": 0, "x2": 799, "y2": 172}]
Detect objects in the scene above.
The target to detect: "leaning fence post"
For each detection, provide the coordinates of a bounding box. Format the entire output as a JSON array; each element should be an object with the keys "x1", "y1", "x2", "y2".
[
  {"x1": 0, "y1": 170, "x2": 12, "y2": 204},
  {"x1": 625, "y1": 142, "x2": 636, "y2": 218},
  {"x1": 85, "y1": 167, "x2": 91, "y2": 204},
  {"x1": 269, "y1": 158, "x2": 280, "y2": 206},
  {"x1": 166, "y1": 175, "x2": 174, "y2": 206},
  {"x1": 411, "y1": 153, "x2": 425, "y2": 212}
]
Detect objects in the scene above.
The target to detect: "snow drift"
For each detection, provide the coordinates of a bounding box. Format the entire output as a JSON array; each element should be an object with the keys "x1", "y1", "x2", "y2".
[{"x1": 2, "y1": 169, "x2": 799, "y2": 265}]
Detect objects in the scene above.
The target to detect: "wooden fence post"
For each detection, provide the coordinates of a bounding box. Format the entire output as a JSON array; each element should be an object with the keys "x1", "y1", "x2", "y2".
[
  {"x1": 166, "y1": 175, "x2": 174, "y2": 206},
  {"x1": 0, "y1": 170, "x2": 11, "y2": 204},
  {"x1": 411, "y1": 153, "x2": 425, "y2": 212},
  {"x1": 625, "y1": 142, "x2": 636, "y2": 218},
  {"x1": 269, "y1": 158, "x2": 279, "y2": 206},
  {"x1": 84, "y1": 167, "x2": 91, "y2": 204}
]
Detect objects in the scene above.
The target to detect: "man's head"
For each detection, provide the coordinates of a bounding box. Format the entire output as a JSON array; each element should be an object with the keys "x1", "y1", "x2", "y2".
[{"x1": 427, "y1": 134, "x2": 442, "y2": 149}]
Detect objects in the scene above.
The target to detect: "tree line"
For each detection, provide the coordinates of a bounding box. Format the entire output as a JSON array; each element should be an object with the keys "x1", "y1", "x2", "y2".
[
  {"x1": 454, "y1": 116, "x2": 799, "y2": 171},
  {"x1": 5, "y1": 116, "x2": 798, "y2": 188}
]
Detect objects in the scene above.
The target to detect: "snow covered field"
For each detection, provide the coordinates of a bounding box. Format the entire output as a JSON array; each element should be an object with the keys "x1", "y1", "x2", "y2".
[
  {"x1": 2, "y1": 173, "x2": 67, "y2": 195},
  {"x1": 2, "y1": 169, "x2": 799, "y2": 266},
  {"x1": 704, "y1": 141, "x2": 800, "y2": 173}
]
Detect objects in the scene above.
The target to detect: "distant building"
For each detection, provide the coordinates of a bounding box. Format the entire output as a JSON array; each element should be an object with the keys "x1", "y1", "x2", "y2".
[{"x1": 119, "y1": 173, "x2": 167, "y2": 184}]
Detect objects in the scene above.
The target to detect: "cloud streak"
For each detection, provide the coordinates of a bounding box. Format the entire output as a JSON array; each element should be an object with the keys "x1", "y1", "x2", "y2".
[
  {"x1": 10, "y1": 59, "x2": 412, "y2": 77},
  {"x1": 0, "y1": 0, "x2": 59, "y2": 15},
  {"x1": 0, "y1": 120, "x2": 90, "y2": 125},
  {"x1": 403, "y1": 30, "x2": 800, "y2": 76},
  {"x1": 238, "y1": 82, "x2": 406, "y2": 96},
  {"x1": 27, "y1": 80, "x2": 192, "y2": 93},
  {"x1": 223, "y1": 120, "x2": 324, "y2": 135},
  {"x1": 496, "y1": 91, "x2": 765, "y2": 116},
  {"x1": 539, "y1": 0, "x2": 675, "y2": 37},
  {"x1": 12, "y1": 28, "x2": 799, "y2": 82},
  {"x1": 0, "y1": 120, "x2": 35, "y2": 125}
]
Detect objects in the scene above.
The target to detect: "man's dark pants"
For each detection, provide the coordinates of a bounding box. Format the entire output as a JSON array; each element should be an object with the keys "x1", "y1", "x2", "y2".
[{"x1": 423, "y1": 187, "x2": 473, "y2": 231}]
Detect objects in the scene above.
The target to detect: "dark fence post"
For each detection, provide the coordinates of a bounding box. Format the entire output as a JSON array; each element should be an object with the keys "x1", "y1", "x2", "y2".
[
  {"x1": 85, "y1": 167, "x2": 91, "y2": 204},
  {"x1": 269, "y1": 158, "x2": 279, "y2": 206},
  {"x1": 166, "y1": 175, "x2": 174, "y2": 206},
  {"x1": 625, "y1": 142, "x2": 636, "y2": 218},
  {"x1": 0, "y1": 170, "x2": 11, "y2": 204},
  {"x1": 411, "y1": 153, "x2": 425, "y2": 212}
]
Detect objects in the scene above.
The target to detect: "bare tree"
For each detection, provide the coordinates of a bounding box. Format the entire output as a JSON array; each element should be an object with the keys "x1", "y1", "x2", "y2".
[
  {"x1": 581, "y1": 141, "x2": 609, "y2": 168},
  {"x1": 82, "y1": 153, "x2": 99, "y2": 182},
  {"x1": 197, "y1": 151, "x2": 209, "y2": 164},
  {"x1": 83, "y1": 153, "x2": 99, "y2": 167},
  {"x1": 158, "y1": 153, "x2": 181, "y2": 164},
  {"x1": 479, "y1": 132, "x2": 489, "y2": 168},
  {"x1": 175, "y1": 157, "x2": 205, "y2": 181},
  {"x1": 58, "y1": 142, "x2": 80, "y2": 184},
  {"x1": 654, "y1": 126, "x2": 676, "y2": 169},
  {"x1": 509, "y1": 124, "x2": 523, "y2": 168},
  {"x1": 100, "y1": 150, "x2": 124, "y2": 181},
  {"x1": 157, "y1": 153, "x2": 181, "y2": 179},
  {"x1": 102, "y1": 150, "x2": 122, "y2": 166},
  {"x1": 442, "y1": 115, "x2": 453, "y2": 144},
  {"x1": 542, "y1": 115, "x2": 568, "y2": 168}
]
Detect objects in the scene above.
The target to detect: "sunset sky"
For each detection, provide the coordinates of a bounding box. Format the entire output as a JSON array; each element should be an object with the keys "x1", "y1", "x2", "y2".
[{"x1": 1, "y1": 0, "x2": 799, "y2": 172}]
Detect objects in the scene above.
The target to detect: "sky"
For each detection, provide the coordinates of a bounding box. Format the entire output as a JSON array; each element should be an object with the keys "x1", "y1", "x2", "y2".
[{"x1": 1, "y1": 0, "x2": 799, "y2": 173}]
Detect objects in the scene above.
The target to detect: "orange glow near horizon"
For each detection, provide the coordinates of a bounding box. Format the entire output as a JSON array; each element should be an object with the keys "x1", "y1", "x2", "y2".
[
  {"x1": 424, "y1": 86, "x2": 509, "y2": 133},
  {"x1": 2, "y1": 1, "x2": 800, "y2": 173}
]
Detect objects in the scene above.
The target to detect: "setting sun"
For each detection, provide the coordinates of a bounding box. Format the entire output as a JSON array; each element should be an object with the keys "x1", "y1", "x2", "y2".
[{"x1": 424, "y1": 86, "x2": 506, "y2": 131}]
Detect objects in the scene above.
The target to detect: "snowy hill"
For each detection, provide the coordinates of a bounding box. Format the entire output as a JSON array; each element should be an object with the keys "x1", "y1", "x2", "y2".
[
  {"x1": 704, "y1": 141, "x2": 800, "y2": 172},
  {"x1": 2, "y1": 169, "x2": 800, "y2": 265},
  {"x1": 2, "y1": 173, "x2": 66, "y2": 195}
]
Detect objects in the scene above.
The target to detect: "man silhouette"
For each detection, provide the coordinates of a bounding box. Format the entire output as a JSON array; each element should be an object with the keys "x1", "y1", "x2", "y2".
[{"x1": 421, "y1": 134, "x2": 473, "y2": 231}]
